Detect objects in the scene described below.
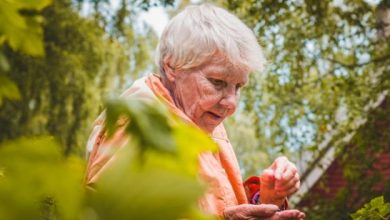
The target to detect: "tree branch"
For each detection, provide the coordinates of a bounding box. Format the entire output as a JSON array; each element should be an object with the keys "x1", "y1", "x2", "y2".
[{"x1": 327, "y1": 54, "x2": 390, "y2": 69}]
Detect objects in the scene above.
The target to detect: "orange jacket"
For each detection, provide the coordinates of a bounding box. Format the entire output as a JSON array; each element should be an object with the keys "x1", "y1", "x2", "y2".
[{"x1": 85, "y1": 74, "x2": 248, "y2": 217}]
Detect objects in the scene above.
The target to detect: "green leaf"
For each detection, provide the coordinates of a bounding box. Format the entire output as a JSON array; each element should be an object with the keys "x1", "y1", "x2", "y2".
[
  {"x1": 370, "y1": 196, "x2": 384, "y2": 209},
  {"x1": 140, "y1": 122, "x2": 218, "y2": 178},
  {"x1": 351, "y1": 196, "x2": 390, "y2": 220},
  {"x1": 379, "y1": 203, "x2": 390, "y2": 216},
  {"x1": 0, "y1": 75, "x2": 21, "y2": 106},
  {"x1": 0, "y1": 137, "x2": 85, "y2": 220},
  {"x1": 127, "y1": 100, "x2": 176, "y2": 154},
  {"x1": 0, "y1": 0, "x2": 52, "y2": 56},
  {"x1": 105, "y1": 98, "x2": 177, "y2": 154}
]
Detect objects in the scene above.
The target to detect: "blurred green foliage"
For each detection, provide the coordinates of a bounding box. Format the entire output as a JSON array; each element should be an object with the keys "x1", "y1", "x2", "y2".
[
  {"x1": 0, "y1": 137, "x2": 85, "y2": 220},
  {"x1": 104, "y1": 98, "x2": 218, "y2": 177},
  {"x1": 0, "y1": 74, "x2": 20, "y2": 107},
  {"x1": 105, "y1": 98, "x2": 176, "y2": 154},
  {"x1": 88, "y1": 99, "x2": 217, "y2": 220},
  {"x1": 0, "y1": 0, "x2": 128, "y2": 155},
  {"x1": 0, "y1": 0, "x2": 176, "y2": 155},
  {"x1": 0, "y1": 99, "x2": 217, "y2": 220},
  {"x1": 0, "y1": 0, "x2": 51, "y2": 106},
  {"x1": 351, "y1": 196, "x2": 390, "y2": 220},
  {"x1": 0, "y1": 0, "x2": 51, "y2": 56}
]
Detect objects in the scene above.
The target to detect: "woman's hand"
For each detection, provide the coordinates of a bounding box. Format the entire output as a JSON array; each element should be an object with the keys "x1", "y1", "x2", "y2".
[
  {"x1": 265, "y1": 209, "x2": 305, "y2": 220},
  {"x1": 223, "y1": 204, "x2": 305, "y2": 220},
  {"x1": 264, "y1": 156, "x2": 300, "y2": 198}
]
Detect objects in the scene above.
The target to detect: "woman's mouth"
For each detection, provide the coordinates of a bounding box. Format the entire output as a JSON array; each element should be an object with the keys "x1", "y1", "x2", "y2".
[{"x1": 206, "y1": 111, "x2": 223, "y2": 121}]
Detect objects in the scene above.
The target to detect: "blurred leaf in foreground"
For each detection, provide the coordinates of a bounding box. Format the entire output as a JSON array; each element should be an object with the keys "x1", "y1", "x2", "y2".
[
  {"x1": 87, "y1": 98, "x2": 217, "y2": 220},
  {"x1": 105, "y1": 98, "x2": 176, "y2": 155},
  {"x1": 0, "y1": 137, "x2": 85, "y2": 220}
]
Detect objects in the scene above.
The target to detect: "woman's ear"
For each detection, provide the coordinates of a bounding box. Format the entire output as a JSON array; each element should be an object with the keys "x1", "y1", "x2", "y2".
[{"x1": 163, "y1": 57, "x2": 177, "y2": 82}]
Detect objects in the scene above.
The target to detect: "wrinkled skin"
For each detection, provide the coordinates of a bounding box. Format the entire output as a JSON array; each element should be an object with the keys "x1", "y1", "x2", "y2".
[
  {"x1": 162, "y1": 56, "x2": 248, "y2": 133},
  {"x1": 224, "y1": 157, "x2": 303, "y2": 220},
  {"x1": 224, "y1": 204, "x2": 305, "y2": 220},
  {"x1": 263, "y1": 156, "x2": 300, "y2": 199}
]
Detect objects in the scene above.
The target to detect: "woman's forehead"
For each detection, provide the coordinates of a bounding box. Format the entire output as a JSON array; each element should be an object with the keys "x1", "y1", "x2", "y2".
[{"x1": 200, "y1": 61, "x2": 249, "y2": 80}]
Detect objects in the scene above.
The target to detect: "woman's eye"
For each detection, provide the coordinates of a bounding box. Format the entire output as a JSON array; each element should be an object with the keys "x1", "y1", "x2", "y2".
[{"x1": 209, "y1": 78, "x2": 226, "y2": 88}]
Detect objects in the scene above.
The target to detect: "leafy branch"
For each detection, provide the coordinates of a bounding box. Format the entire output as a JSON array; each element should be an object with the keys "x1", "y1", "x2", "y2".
[
  {"x1": 351, "y1": 196, "x2": 390, "y2": 220},
  {"x1": 327, "y1": 54, "x2": 390, "y2": 69}
]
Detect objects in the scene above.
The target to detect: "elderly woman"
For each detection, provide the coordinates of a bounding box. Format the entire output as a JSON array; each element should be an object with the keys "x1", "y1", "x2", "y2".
[{"x1": 86, "y1": 4, "x2": 304, "y2": 220}]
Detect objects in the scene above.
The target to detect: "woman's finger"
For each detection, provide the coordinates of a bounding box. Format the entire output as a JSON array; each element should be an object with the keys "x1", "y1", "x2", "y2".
[
  {"x1": 278, "y1": 209, "x2": 305, "y2": 219},
  {"x1": 248, "y1": 204, "x2": 280, "y2": 217},
  {"x1": 265, "y1": 209, "x2": 305, "y2": 220},
  {"x1": 276, "y1": 171, "x2": 300, "y2": 192},
  {"x1": 273, "y1": 157, "x2": 289, "y2": 180},
  {"x1": 277, "y1": 180, "x2": 300, "y2": 197},
  {"x1": 275, "y1": 163, "x2": 298, "y2": 189}
]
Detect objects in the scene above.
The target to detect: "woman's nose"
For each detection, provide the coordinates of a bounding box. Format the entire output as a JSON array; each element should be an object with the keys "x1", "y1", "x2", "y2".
[{"x1": 220, "y1": 88, "x2": 237, "y2": 111}]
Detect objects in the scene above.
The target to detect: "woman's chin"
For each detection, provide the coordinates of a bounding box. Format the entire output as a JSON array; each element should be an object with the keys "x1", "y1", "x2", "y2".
[
  {"x1": 193, "y1": 112, "x2": 226, "y2": 133},
  {"x1": 198, "y1": 121, "x2": 222, "y2": 133},
  {"x1": 199, "y1": 125, "x2": 217, "y2": 133}
]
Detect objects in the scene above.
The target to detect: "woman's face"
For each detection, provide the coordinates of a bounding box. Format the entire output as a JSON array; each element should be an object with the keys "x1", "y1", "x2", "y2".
[{"x1": 170, "y1": 59, "x2": 249, "y2": 133}]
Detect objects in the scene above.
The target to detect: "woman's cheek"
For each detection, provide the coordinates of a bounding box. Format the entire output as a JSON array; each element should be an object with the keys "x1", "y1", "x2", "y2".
[
  {"x1": 202, "y1": 94, "x2": 224, "y2": 110},
  {"x1": 197, "y1": 83, "x2": 224, "y2": 109}
]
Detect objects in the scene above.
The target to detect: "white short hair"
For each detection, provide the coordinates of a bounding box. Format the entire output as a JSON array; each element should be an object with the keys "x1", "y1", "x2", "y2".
[{"x1": 155, "y1": 3, "x2": 266, "y2": 76}]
